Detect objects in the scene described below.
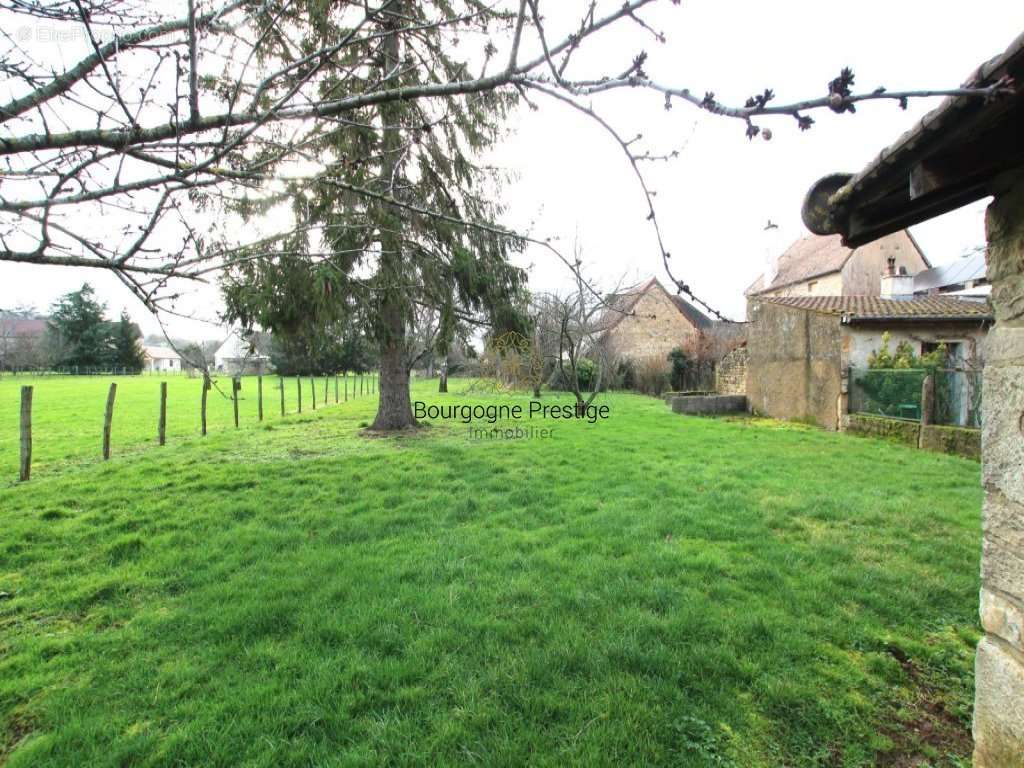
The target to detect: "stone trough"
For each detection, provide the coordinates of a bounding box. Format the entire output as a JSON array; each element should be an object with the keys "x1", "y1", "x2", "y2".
[{"x1": 664, "y1": 392, "x2": 747, "y2": 416}]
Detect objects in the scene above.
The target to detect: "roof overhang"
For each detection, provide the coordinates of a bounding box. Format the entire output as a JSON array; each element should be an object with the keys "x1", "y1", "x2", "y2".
[
  {"x1": 802, "y1": 32, "x2": 1024, "y2": 247},
  {"x1": 840, "y1": 314, "x2": 994, "y2": 326}
]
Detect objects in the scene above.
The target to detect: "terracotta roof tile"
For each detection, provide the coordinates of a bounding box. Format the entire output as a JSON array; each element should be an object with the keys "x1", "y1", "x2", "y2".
[
  {"x1": 754, "y1": 295, "x2": 993, "y2": 321},
  {"x1": 746, "y1": 230, "x2": 927, "y2": 295}
]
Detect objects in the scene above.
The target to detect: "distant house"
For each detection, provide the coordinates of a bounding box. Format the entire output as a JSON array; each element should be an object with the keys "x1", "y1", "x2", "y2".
[
  {"x1": 143, "y1": 345, "x2": 181, "y2": 373},
  {"x1": 746, "y1": 295, "x2": 992, "y2": 430},
  {"x1": 598, "y1": 277, "x2": 713, "y2": 364},
  {"x1": 913, "y1": 250, "x2": 988, "y2": 298},
  {"x1": 0, "y1": 314, "x2": 47, "y2": 370},
  {"x1": 745, "y1": 230, "x2": 929, "y2": 298},
  {"x1": 215, "y1": 331, "x2": 271, "y2": 375}
]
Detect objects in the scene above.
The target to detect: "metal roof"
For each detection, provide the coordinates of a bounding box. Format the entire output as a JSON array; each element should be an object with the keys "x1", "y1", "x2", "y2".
[{"x1": 913, "y1": 250, "x2": 987, "y2": 293}]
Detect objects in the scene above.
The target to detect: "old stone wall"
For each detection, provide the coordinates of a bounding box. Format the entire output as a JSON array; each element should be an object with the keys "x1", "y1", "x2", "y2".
[
  {"x1": 668, "y1": 394, "x2": 747, "y2": 415},
  {"x1": 746, "y1": 300, "x2": 843, "y2": 429},
  {"x1": 919, "y1": 424, "x2": 982, "y2": 460},
  {"x1": 716, "y1": 345, "x2": 748, "y2": 395},
  {"x1": 974, "y1": 179, "x2": 1024, "y2": 766},
  {"x1": 603, "y1": 284, "x2": 699, "y2": 364},
  {"x1": 846, "y1": 414, "x2": 920, "y2": 447},
  {"x1": 845, "y1": 416, "x2": 981, "y2": 459}
]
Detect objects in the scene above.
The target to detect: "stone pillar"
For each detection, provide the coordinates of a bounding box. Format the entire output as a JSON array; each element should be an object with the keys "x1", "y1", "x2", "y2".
[{"x1": 973, "y1": 178, "x2": 1024, "y2": 767}]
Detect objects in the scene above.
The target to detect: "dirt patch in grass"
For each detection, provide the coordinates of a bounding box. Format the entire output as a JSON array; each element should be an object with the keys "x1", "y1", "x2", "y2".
[
  {"x1": 1, "y1": 713, "x2": 37, "y2": 765},
  {"x1": 876, "y1": 645, "x2": 973, "y2": 767}
]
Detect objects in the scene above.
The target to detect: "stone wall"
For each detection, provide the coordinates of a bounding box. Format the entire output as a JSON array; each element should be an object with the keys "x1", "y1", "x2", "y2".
[
  {"x1": 973, "y1": 179, "x2": 1024, "y2": 766},
  {"x1": 716, "y1": 345, "x2": 748, "y2": 395},
  {"x1": 846, "y1": 416, "x2": 982, "y2": 459},
  {"x1": 919, "y1": 424, "x2": 981, "y2": 461},
  {"x1": 603, "y1": 283, "x2": 699, "y2": 364},
  {"x1": 746, "y1": 300, "x2": 844, "y2": 429},
  {"x1": 846, "y1": 414, "x2": 920, "y2": 447},
  {"x1": 668, "y1": 394, "x2": 747, "y2": 415}
]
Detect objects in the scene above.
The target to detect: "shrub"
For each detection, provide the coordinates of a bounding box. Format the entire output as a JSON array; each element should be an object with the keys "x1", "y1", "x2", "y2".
[
  {"x1": 855, "y1": 333, "x2": 948, "y2": 419},
  {"x1": 633, "y1": 356, "x2": 671, "y2": 397},
  {"x1": 668, "y1": 347, "x2": 689, "y2": 391},
  {"x1": 615, "y1": 358, "x2": 636, "y2": 390},
  {"x1": 546, "y1": 357, "x2": 601, "y2": 392}
]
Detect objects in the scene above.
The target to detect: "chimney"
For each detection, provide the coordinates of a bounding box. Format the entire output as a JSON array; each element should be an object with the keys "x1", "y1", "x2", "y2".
[{"x1": 881, "y1": 264, "x2": 915, "y2": 298}]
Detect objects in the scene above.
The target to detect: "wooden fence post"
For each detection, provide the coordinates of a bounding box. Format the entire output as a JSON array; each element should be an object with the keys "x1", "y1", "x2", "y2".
[
  {"x1": 335, "y1": 375, "x2": 339, "y2": 404},
  {"x1": 323, "y1": 374, "x2": 329, "y2": 406},
  {"x1": 310, "y1": 376, "x2": 317, "y2": 411},
  {"x1": 158, "y1": 382, "x2": 167, "y2": 446},
  {"x1": 280, "y1": 377, "x2": 285, "y2": 416},
  {"x1": 201, "y1": 375, "x2": 210, "y2": 436},
  {"x1": 344, "y1": 372, "x2": 348, "y2": 402},
  {"x1": 919, "y1": 374, "x2": 935, "y2": 449},
  {"x1": 19, "y1": 386, "x2": 32, "y2": 482},
  {"x1": 360, "y1": 374, "x2": 364, "y2": 397},
  {"x1": 232, "y1": 378, "x2": 240, "y2": 428},
  {"x1": 102, "y1": 382, "x2": 117, "y2": 460},
  {"x1": 258, "y1": 375, "x2": 264, "y2": 422},
  {"x1": 297, "y1": 376, "x2": 302, "y2": 413}
]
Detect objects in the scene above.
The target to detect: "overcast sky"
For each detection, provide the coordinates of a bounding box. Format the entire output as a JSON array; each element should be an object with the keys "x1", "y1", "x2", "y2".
[{"x1": 2, "y1": 1, "x2": 1022, "y2": 338}]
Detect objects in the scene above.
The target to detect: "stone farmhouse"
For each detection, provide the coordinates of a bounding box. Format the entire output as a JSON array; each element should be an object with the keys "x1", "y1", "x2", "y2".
[
  {"x1": 598, "y1": 277, "x2": 713, "y2": 364},
  {"x1": 745, "y1": 230, "x2": 929, "y2": 298}
]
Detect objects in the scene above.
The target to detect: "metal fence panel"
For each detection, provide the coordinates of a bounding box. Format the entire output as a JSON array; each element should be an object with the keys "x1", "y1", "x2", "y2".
[
  {"x1": 934, "y1": 369, "x2": 983, "y2": 428},
  {"x1": 848, "y1": 367, "x2": 982, "y2": 427},
  {"x1": 849, "y1": 367, "x2": 927, "y2": 421}
]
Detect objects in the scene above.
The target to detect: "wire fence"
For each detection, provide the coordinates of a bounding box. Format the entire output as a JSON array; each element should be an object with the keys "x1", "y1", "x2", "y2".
[
  {"x1": 848, "y1": 367, "x2": 982, "y2": 428},
  {"x1": 1, "y1": 372, "x2": 378, "y2": 483}
]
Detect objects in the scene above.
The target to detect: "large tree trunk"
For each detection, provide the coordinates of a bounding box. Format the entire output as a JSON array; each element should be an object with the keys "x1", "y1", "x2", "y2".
[
  {"x1": 369, "y1": 2, "x2": 416, "y2": 432},
  {"x1": 438, "y1": 360, "x2": 448, "y2": 393},
  {"x1": 373, "y1": 337, "x2": 415, "y2": 429}
]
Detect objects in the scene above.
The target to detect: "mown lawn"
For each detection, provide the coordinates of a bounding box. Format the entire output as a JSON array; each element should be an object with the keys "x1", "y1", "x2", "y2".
[
  {"x1": 0, "y1": 372, "x2": 374, "y2": 482},
  {"x1": 0, "y1": 379, "x2": 982, "y2": 766}
]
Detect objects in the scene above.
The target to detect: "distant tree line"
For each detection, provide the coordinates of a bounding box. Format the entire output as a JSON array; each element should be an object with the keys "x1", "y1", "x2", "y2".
[
  {"x1": 269, "y1": 325, "x2": 378, "y2": 376},
  {"x1": 1, "y1": 284, "x2": 145, "y2": 372}
]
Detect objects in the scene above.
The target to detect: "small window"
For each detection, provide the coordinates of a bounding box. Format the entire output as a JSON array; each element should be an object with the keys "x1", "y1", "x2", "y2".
[{"x1": 807, "y1": 281, "x2": 817, "y2": 293}]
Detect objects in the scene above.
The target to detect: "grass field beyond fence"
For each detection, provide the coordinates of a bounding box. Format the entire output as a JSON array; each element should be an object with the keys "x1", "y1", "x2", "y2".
[
  {"x1": 0, "y1": 373, "x2": 374, "y2": 482},
  {"x1": 0, "y1": 379, "x2": 982, "y2": 766}
]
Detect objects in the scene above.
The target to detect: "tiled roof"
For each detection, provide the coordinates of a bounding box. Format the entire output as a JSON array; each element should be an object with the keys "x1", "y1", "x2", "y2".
[
  {"x1": 747, "y1": 234, "x2": 851, "y2": 295},
  {"x1": 746, "y1": 230, "x2": 927, "y2": 296},
  {"x1": 143, "y1": 345, "x2": 181, "y2": 360},
  {"x1": 669, "y1": 294, "x2": 713, "y2": 330},
  {"x1": 754, "y1": 295, "x2": 993, "y2": 321},
  {"x1": 0, "y1": 317, "x2": 47, "y2": 337}
]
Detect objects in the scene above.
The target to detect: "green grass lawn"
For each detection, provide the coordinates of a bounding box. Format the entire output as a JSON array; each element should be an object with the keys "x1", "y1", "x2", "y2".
[
  {"x1": 0, "y1": 379, "x2": 982, "y2": 766},
  {"x1": 0, "y1": 372, "x2": 375, "y2": 482}
]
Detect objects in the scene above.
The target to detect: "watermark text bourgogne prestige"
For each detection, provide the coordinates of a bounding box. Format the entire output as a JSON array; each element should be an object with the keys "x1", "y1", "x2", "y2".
[{"x1": 413, "y1": 400, "x2": 611, "y2": 439}]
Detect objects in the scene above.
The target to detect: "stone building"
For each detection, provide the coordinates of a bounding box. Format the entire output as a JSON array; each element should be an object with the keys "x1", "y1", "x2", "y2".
[
  {"x1": 800, "y1": 31, "x2": 1024, "y2": 764},
  {"x1": 746, "y1": 295, "x2": 992, "y2": 430},
  {"x1": 715, "y1": 344, "x2": 748, "y2": 395},
  {"x1": 598, "y1": 278, "x2": 712, "y2": 363},
  {"x1": 745, "y1": 230, "x2": 929, "y2": 298}
]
